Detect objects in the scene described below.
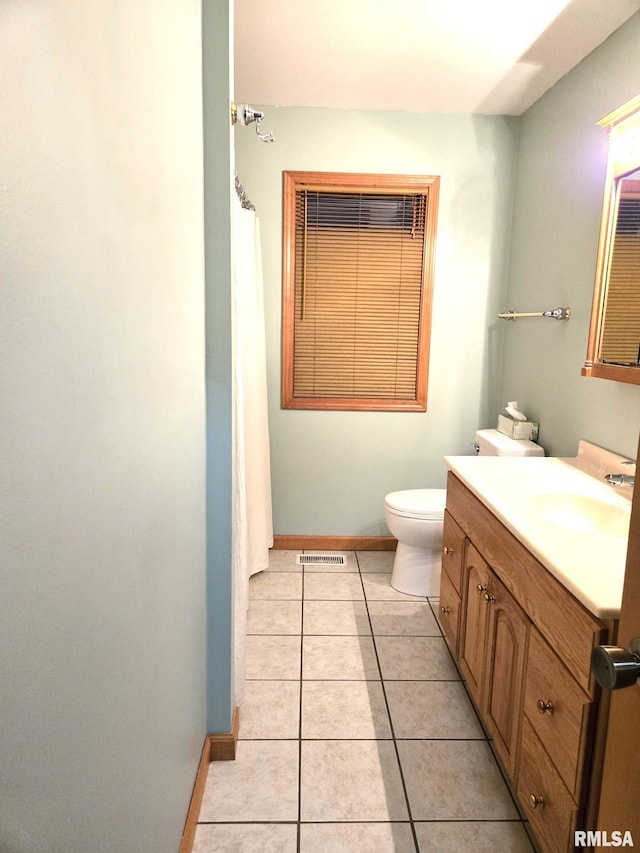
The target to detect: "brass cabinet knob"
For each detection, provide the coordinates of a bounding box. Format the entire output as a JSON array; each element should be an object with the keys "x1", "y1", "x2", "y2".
[
  {"x1": 476, "y1": 583, "x2": 488, "y2": 594},
  {"x1": 484, "y1": 592, "x2": 495, "y2": 604},
  {"x1": 443, "y1": 546, "x2": 454, "y2": 555},
  {"x1": 440, "y1": 606, "x2": 451, "y2": 615},
  {"x1": 536, "y1": 699, "x2": 554, "y2": 715},
  {"x1": 529, "y1": 794, "x2": 544, "y2": 810}
]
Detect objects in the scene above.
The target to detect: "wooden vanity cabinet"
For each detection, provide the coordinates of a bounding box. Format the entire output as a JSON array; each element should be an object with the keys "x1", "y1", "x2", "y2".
[{"x1": 441, "y1": 472, "x2": 613, "y2": 853}]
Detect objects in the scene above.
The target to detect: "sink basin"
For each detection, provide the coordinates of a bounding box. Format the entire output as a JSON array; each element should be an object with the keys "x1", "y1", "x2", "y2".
[{"x1": 529, "y1": 493, "x2": 631, "y2": 538}]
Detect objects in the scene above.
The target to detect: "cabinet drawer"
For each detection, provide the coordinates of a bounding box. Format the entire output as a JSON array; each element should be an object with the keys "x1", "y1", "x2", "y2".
[
  {"x1": 524, "y1": 628, "x2": 594, "y2": 804},
  {"x1": 438, "y1": 567, "x2": 460, "y2": 653},
  {"x1": 442, "y1": 510, "x2": 465, "y2": 594},
  {"x1": 517, "y1": 717, "x2": 580, "y2": 853}
]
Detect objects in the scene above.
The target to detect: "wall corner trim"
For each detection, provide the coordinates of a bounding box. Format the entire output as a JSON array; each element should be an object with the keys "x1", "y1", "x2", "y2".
[
  {"x1": 179, "y1": 707, "x2": 240, "y2": 852},
  {"x1": 179, "y1": 734, "x2": 213, "y2": 853},
  {"x1": 209, "y1": 705, "x2": 240, "y2": 761}
]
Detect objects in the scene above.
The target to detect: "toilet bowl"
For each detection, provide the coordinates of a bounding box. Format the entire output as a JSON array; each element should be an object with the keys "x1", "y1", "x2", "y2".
[
  {"x1": 384, "y1": 489, "x2": 446, "y2": 597},
  {"x1": 385, "y1": 429, "x2": 545, "y2": 597}
]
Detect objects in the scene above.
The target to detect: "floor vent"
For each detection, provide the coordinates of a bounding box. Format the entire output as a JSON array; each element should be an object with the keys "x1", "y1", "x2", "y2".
[{"x1": 297, "y1": 554, "x2": 346, "y2": 566}]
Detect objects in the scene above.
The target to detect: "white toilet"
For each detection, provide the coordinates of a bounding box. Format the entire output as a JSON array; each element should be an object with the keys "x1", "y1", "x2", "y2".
[{"x1": 384, "y1": 428, "x2": 544, "y2": 597}]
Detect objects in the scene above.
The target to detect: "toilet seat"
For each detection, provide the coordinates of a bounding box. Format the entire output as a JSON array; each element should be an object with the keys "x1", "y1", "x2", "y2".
[{"x1": 384, "y1": 489, "x2": 446, "y2": 520}]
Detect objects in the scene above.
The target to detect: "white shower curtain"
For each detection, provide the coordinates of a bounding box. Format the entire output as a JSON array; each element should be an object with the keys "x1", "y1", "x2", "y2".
[{"x1": 232, "y1": 194, "x2": 273, "y2": 706}]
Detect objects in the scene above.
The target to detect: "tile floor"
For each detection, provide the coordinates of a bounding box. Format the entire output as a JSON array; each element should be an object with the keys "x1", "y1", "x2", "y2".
[{"x1": 193, "y1": 551, "x2": 534, "y2": 852}]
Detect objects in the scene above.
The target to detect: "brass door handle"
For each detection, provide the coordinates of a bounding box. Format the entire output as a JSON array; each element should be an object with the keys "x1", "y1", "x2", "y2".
[
  {"x1": 536, "y1": 699, "x2": 554, "y2": 715},
  {"x1": 443, "y1": 546, "x2": 454, "y2": 555},
  {"x1": 529, "y1": 794, "x2": 544, "y2": 810},
  {"x1": 476, "y1": 583, "x2": 488, "y2": 594},
  {"x1": 440, "y1": 606, "x2": 451, "y2": 615},
  {"x1": 484, "y1": 593, "x2": 495, "y2": 604}
]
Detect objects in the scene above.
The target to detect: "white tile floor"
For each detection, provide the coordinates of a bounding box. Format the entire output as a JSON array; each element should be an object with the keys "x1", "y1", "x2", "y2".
[{"x1": 193, "y1": 551, "x2": 534, "y2": 852}]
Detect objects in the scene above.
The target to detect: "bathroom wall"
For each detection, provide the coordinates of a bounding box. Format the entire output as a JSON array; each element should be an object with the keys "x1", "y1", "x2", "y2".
[
  {"x1": 0, "y1": 2, "x2": 207, "y2": 851},
  {"x1": 501, "y1": 11, "x2": 640, "y2": 459},
  {"x1": 203, "y1": 0, "x2": 236, "y2": 736},
  {"x1": 235, "y1": 110, "x2": 519, "y2": 534}
]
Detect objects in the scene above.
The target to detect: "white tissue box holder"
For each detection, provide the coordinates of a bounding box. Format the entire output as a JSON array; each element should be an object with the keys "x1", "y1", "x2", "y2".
[{"x1": 497, "y1": 414, "x2": 539, "y2": 441}]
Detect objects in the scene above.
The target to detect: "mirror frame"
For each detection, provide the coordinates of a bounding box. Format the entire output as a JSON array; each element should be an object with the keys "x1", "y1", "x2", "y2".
[{"x1": 583, "y1": 94, "x2": 640, "y2": 385}]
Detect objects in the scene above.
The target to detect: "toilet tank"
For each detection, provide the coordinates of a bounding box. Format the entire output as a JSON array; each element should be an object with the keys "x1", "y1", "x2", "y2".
[{"x1": 475, "y1": 428, "x2": 544, "y2": 457}]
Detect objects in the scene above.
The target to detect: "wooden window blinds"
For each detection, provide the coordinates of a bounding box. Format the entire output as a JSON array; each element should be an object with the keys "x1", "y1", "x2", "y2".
[
  {"x1": 281, "y1": 172, "x2": 439, "y2": 411},
  {"x1": 600, "y1": 183, "x2": 640, "y2": 365}
]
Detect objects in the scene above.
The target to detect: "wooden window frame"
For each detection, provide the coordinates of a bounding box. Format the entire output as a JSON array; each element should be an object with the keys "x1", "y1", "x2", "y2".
[{"x1": 281, "y1": 171, "x2": 439, "y2": 411}]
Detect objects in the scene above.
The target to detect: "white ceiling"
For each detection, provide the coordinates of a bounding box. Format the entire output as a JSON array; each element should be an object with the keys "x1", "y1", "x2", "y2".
[{"x1": 235, "y1": 0, "x2": 640, "y2": 115}]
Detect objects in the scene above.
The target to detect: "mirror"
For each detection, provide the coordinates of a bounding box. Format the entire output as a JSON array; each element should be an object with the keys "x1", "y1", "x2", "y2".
[
  {"x1": 599, "y1": 167, "x2": 640, "y2": 366},
  {"x1": 584, "y1": 95, "x2": 640, "y2": 385}
]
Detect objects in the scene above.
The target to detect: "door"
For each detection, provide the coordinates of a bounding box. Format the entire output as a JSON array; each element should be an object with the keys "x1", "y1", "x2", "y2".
[
  {"x1": 459, "y1": 543, "x2": 491, "y2": 707},
  {"x1": 594, "y1": 435, "x2": 640, "y2": 848},
  {"x1": 483, "y1": 575, "x2": 529, "y2": 779}
]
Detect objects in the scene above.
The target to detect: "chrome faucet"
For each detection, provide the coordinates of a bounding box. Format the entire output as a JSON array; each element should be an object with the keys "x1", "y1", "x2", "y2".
[{"x1": 605, "y1": 459, "x2": 636, "y2": 488}]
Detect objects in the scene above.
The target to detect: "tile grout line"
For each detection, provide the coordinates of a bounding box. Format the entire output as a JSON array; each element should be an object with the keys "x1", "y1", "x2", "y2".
[
  {"x1": 197, "y1": 818, "x2": 528, "y2": 825},
  {"x1": 426, "y1": 597, "x2": 491, "y2": 744},
  {"x1": 296, "y1": 568, "x2": 304, "y2": 852},
  {"x1": 355, "y1": 552, "x2": 421, "y2": 853},
  {"x1": 425, "y1": 597, "x2": 531, "y2": 840}
]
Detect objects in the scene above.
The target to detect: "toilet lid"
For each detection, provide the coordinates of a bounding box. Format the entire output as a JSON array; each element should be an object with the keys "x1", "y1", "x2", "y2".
[{"x1": 384, "y1": 489, "x2": 446, "y2": 519}]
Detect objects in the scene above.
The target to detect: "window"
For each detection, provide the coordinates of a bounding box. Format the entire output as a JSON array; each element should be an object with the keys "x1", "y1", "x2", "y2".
[
  {"x1": 281, "y1": 171, "x2": 439, "y2": 411},
  {"x1": 600, "y1": 182, "x2": 640, "y2": 365}
]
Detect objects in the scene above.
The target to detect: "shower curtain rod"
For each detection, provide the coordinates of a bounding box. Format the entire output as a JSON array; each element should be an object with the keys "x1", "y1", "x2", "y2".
[
  {"x1": 232, "y1": 101, "x2": 273, "y2": 210},
  {"x1": 231, "y1": 102, "x2": 274, "y2": 143}
]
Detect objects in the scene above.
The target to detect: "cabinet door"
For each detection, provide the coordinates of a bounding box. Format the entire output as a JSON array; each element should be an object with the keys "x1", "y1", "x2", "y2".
[
  {"x1": 458, "y1": 543, "x2": 491, "y2": 707},
  {"x1": 483, "y1": 575, "x2": 529, "y2": 779}
]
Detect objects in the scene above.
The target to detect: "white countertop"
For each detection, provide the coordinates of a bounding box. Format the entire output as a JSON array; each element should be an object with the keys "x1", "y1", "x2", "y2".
[{"x1": 443, "y1": 452, "x2": 632, "y2": 620}]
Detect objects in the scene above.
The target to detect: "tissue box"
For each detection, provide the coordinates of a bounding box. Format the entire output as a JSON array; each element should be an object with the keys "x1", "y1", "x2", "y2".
[{"x1": 497, "y1": 414, "x2": 539, "y2": 441}]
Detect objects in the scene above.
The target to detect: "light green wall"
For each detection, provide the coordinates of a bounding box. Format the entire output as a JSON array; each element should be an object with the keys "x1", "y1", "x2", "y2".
[
  {"x1": 235, "y1": 109, "x2": 519, "y2": 534},
  {"x1": 0, "y1": 3, "x2": 207, "y2": 850},
  {"x1": 203, "y1": 0, "x2": 235, "y2": 734},
  {"x1": 501, "y1": 12, "x2": 640, "y2": 459}
]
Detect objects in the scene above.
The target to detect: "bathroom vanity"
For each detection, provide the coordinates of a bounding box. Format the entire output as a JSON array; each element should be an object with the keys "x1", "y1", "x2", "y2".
[{"x1": 441, "y1": 446, "x2": 631, "y2": 853}]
